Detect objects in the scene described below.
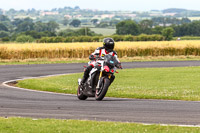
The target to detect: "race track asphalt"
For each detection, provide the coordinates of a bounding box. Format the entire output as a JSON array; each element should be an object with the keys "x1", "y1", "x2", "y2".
[{"x1": 0, "y1": 61, "x2": 200, "y2": 125}]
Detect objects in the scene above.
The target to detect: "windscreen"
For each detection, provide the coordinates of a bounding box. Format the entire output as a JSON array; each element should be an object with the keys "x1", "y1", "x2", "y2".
[{"x1": 104, "y1": 54, "x2": 118, "y2": 67}]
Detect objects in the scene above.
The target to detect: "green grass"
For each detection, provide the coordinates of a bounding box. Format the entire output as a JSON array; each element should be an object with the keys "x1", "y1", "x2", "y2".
[
  {"x1": 17, "y1": 67, "x2": 200, "y2": 101},
  {"x1": 188, "y1": 17, "x2": 200, "y2": 21},
  {"x1": 173, "y1": 36, "x2": 200, "y2": 40},
  {"x1": 0, "y1": 59, "x2": 88, "y2": 65},
  {"x1": 58, "y1": 25, "x2": 116, "y2": 36},
  {"x1": 90, "y1": 28, "x2": 116, "y2": 35},
  {"x1": 0, "y1": 117, "x2": 199, "y2": 133}
]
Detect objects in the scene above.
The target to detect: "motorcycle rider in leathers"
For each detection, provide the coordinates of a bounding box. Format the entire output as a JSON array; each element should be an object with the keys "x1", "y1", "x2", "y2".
[{"x1": 81, "y1": 38, "x2": 122, "y2": 86}]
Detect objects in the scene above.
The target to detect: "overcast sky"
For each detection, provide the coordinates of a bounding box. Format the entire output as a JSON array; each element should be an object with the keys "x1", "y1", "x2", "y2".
[{"x1": 1, "y1": 0, "x2": 200, "y2": 11}]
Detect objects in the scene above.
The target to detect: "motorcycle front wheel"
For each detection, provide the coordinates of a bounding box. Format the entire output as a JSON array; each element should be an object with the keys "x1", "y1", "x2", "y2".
[
  {"x1": 77, "y1": 85, "x2": 88, "y2": 100},
  {"x1": 95, "y1": 78, "x2": 110, "y2": 101}
]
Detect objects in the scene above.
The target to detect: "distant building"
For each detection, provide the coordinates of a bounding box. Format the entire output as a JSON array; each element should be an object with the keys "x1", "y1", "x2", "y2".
[
  {"x1": 150, "y1": 13, "x2": 162, "y2": 17},
  {"x1": 92, "y1": 15, "x2": 100, "y2": 19},
  {"x1": 41, "y1": 11, "x2": 59, "y2": 16},
  {"x1": 74, "y1": 14, "x2": 82, "y2": 18},
  {"x1": 123, "y1": 14, "x2": 137, "y2": 17},
  {"x1": 159, "y1": 23, "x2": 172, "y2": 27},
  {"x1": 64, "y1": 15, "x2": 72, "y2": 19},
  {"x1": 163, "y1": 13, "x2": 176, "y2": 16},
  {"x1": 101, "y1": 14, "x2": 115, "y2": 19}
]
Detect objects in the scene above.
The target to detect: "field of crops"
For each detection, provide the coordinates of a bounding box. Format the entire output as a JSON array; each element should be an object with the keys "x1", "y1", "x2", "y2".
[{"x1": 1, "y1": 41, "x2": 200, "y2": 59}]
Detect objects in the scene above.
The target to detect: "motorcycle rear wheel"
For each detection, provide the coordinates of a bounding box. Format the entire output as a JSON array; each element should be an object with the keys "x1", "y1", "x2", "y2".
[
  {"x1": 95, "y1": 78, "x2": 110, "y2": 101},
  {"x1": 77, "y1": 85, "x2": 88, "y2": 100}
]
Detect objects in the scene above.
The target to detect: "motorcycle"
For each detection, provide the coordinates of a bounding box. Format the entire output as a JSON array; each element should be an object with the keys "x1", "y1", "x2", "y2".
[{"x1": 77, "y1": 54, "x2": 122, "y2": 101}]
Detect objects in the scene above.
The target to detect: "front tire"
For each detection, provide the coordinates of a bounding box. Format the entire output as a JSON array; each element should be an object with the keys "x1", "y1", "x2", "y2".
[
  {"x1": 77, "y1": 85, "x2": 88, "y2": 100},
  {"x1": 95, "y1": 78, "x2": 110, "y2": 101}
]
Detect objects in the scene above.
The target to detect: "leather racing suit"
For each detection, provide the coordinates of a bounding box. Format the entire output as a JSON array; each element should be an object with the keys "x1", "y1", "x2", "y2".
[{"x1": 81, "y1": 47, "x2": 121, "y2": 84}]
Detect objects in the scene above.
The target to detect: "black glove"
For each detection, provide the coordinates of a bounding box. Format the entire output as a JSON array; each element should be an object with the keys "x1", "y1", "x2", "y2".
[
  {"x1": 89, "y1": 55, "x2": 96, "y2": 60},
  {"x1": 116, "y1": 63, "x2": 122, "y2": 69}
]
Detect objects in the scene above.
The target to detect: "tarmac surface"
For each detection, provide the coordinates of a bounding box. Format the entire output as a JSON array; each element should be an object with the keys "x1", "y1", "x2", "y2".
[{"x1": 1, "y1": 61, "x2": 200, "y2": 125}]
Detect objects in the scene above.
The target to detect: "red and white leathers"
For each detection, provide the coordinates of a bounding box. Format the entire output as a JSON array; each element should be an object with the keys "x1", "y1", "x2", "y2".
[
  {"x1": 88, "y1": 47, "x2": 120, "y2": 67},
  {"x1": 81, "y1": 47, "x2": 121, "y2": 84}
]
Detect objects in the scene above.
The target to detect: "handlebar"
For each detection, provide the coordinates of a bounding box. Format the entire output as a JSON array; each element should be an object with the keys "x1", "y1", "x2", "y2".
[{"x1": 95, "y1": 57, "x2": 104, "y2": 60}]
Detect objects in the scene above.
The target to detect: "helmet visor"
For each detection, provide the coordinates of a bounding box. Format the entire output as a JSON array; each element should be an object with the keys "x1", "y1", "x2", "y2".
[{"x1": 106, "y1": 44, "x2": 114, "y2": 50}]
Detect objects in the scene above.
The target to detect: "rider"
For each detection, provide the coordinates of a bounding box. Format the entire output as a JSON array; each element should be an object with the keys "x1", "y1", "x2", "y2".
[{"x1": 81, "y1": 38, "x2": 122, "y2": 85}]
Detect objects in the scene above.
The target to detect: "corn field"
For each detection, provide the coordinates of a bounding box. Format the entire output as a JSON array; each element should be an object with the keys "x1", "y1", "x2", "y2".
[{"x1": 1, "y1": 41, "x2": 200, "y2": 59}]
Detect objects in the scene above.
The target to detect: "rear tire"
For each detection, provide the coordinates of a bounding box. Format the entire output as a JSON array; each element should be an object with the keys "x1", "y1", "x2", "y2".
[
  {"x1": 95, "y1": 78, "x2": 110, "y2": 101},
  {"x1": 77, "y1": 85, "x2": 88, "y2": 100}
]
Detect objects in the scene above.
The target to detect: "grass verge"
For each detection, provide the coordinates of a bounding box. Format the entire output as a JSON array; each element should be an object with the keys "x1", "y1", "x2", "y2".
[
  {"x1": 17, "y1": 67, "x2": 200, "y2": 101},
  {"x1": 1, "y1": 56, "x2": 200, "y2": 65},
  {"x1": 0, "y1": 117, "x2": 199, "y2": 133},
  {"x1": 0, "y1": 58, "x2": 88, "y2": 65}
]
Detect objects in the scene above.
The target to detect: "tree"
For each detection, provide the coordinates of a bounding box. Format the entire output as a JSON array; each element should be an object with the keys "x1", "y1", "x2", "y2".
[
  {"x1": 58, "y1": 29, "x2": 75, "y2": 36},
  {"x1": 0, "y1": 31, "x2": 9, "y2": 38},
  {"x1": 139, "y1": 19, "x2": 153, "y2": 34},
  {"x1": 22, "y1": 31, "x2": 42, "y2": 39},
  {"x1": 109, "y1": 20, "x2": 120, "y2": 27},
  {"x1": 188, "y1": 21, "x2": 200, "y2": 36},
  {"x1": 0, "y1": 23, "x2": 9, "y2": 31},
  {"x1": 7, "y1": 9, "x2": 16, "y2": 15},
  {"x1": 15, "y1": 21, "x2": 35, "y2": 32},
  {"x1": 116, "y1": 20, "x2": 140, "y2": 35},
  {"x1": 12, "y1": 18, "x2": 24, "y2": 26},
  {"x1": 34, "y1": 21, "x2": 48, "y2": 32},
  {"x1": 74, "y1": 6, "x2": 80, "y2": 10},
  {"x1": 0, "y1": 15, "x2": 10, "y2": 22},
  {"x1": 24, "y1": 17, "x2": 33, "y2": 23},
  {"x1": 152, "y1": 26, "x2": 164, "y2": 34},
  {"x1": 70, "y1": 19, "x2": 81, "y2": 27},
  {"x1": 47, "y1": 21, "x2": 59, "y2": 32},
  {"x1": 16, "y1": 35, "x2": 34, "y2": 42},
  {"x1": 172, "y1": 21, "x2": 200, "y2": 36},
  {"x1": 1, "y1": 37, "x2": 9, "y2": 42},
  {"x1": 91, "y1": 19, "x2": 99, "y2": 25},
  {"x1": 162, "y1": 27, "x2": 175, "y2": 41},
  {"x1": 96, "y1": 22, "x2": 109, "y2": 28},
  {"x1": 181, "y1": 18, "x2": 191, "y2": 24},
  {"x1": 62, "y1": 18, "x2": 69, "y2": 26}
]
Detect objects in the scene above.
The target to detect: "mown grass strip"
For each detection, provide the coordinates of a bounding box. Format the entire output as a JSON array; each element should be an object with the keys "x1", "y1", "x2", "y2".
[
  {"x1": 0, "y1": 117, "x2": 199, "y2": 133},
  {"x1": 17, "y1": 67, "x2": 200, "y2": 101},
  {"x1": 1, "y1": 56, "x2": 200, "y2": 65},
  {"x1": 0, "y1": 58, "x2": 88, "y2": 65}
]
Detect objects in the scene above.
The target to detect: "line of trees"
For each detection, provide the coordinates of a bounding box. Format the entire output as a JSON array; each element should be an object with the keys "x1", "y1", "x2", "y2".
[
  {"x1": 0, "y1": 15, "x2": 102, "y2": 42},
  {"x1": 37, "y1": 34, "x2": 164, "y2": 43},
  {"x1": 2, "y1": 13, "x2": 200, "y2": 42},
  {"x1": 116, "y1": 19, "x2": 200, "y2": 40},
  {"x1": 116, "y1": 20, "x2": 175, "y2": 40},
  {"x1": 0, "y1": 15, "x2": 60, "y2": 42}
]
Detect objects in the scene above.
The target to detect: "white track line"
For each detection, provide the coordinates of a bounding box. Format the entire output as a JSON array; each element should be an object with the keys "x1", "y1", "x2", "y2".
[
  {"x1": 1, "y1": 73, "x2": 200, "y2": 127},
  {"x1": 139, "y1": 123, "x2": 200, "y2": 128},
  {"x1": 2, "y1": 73, "x2": 76, "y2": 97},
  {"x1": 2, "y1": 73, "x2": 200, "y2": 103}
]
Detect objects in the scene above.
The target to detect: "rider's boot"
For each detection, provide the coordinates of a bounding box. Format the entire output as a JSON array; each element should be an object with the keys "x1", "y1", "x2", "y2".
[{"x1": 81, "y1": 65, "x2": 93, "y2": 86}]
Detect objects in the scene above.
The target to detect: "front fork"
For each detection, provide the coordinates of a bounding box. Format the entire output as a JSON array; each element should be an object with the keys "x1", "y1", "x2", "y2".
[{"x1": 96, "y1": 71, "x2": 112, "y2": 89}]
